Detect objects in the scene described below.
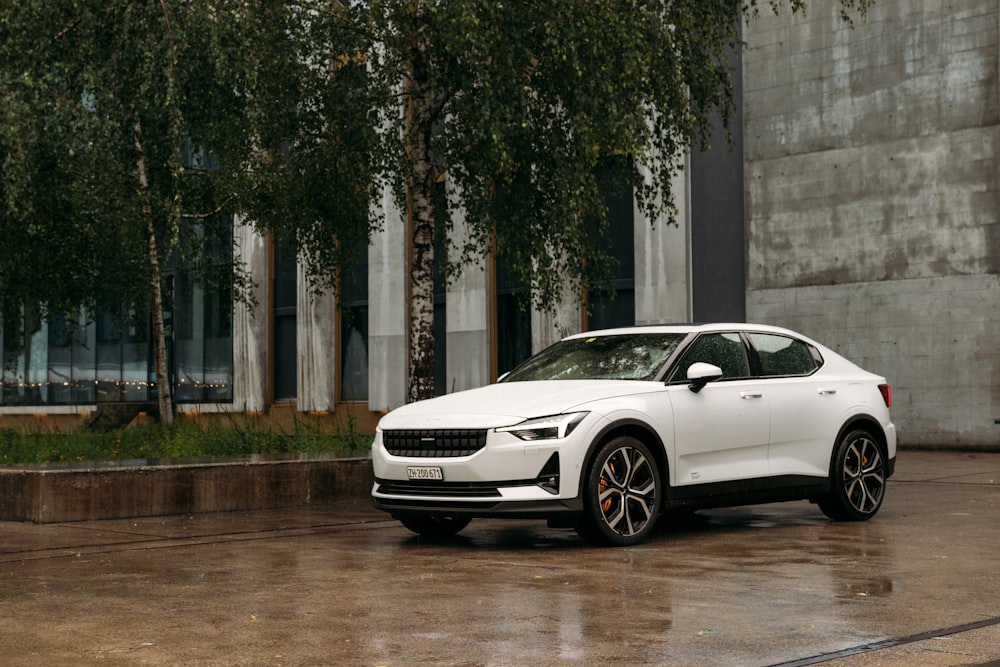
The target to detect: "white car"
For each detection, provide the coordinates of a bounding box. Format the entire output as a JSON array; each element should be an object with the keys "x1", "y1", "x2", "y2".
[{"x1": 371, "y1": 324, "x2": 896, "y2": 546}]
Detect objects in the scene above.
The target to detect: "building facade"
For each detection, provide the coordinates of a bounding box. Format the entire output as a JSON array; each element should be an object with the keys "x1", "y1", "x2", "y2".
[
  {"x1": 742, "y1": 0, "x2": 1000, "y2": 448},
  {"x1": 7, "y1": 0, "x2": 994, "y2": 449},
  {"x1": 0, "y1": 148, "x2": 745, "y2": 431}
]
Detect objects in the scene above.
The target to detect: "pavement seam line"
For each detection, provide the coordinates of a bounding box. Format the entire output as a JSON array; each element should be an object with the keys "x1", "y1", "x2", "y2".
[{"x1": 767, "y1": 616, "x2": 1000, "y2": 667}]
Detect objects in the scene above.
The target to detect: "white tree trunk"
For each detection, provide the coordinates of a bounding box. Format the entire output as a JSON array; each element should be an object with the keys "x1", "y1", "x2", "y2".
[
  {"x1": 406, "y1": 67, "x2": 437, "y2": 403},
  {"x1": 134, "y1": 119, "x2": 174, "y2": 425}
]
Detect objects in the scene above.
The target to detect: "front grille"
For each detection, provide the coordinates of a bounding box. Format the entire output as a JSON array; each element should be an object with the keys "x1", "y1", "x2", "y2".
[
  {"x1": 375, "y1": 479, "x2": 502, "y2": 497},
  {"x1": 382, "y1": 429, "x2": 487, "y2": 458}
]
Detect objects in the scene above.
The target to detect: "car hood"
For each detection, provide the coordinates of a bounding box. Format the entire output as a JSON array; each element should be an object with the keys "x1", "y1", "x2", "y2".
[{"x1": 378, "y1": 380, "x2": 663, "y2": 431}]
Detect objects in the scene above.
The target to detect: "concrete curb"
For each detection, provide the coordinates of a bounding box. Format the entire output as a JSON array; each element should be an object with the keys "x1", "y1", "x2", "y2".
[{"x1": 0, "y1": 455, "x2": 374, "y2": 523}]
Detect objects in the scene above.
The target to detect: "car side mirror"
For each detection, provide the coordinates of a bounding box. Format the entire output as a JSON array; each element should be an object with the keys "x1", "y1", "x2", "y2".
[{"x1": 686, "y1": 362, "x2": 723, "y2": 393}]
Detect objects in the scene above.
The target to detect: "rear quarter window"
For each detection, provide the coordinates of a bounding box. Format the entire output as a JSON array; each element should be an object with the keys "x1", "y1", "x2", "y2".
[{"x1": 749, "y1": 333, "x2": 819, "y2": 376}]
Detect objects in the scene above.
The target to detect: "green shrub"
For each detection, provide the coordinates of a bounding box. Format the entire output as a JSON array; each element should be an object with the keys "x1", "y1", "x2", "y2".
[{"x1": 0, "y1": 419, "x2": 372, "y2": 465}]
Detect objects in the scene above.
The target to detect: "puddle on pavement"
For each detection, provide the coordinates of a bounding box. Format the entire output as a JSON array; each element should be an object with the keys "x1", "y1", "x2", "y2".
[{"x1": 838, "y1": 577, "x2": 898, "y2": 599}]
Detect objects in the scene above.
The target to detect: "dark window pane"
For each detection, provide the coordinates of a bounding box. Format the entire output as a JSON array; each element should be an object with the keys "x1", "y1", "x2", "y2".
[
  {"x1": 749, "y1": 333, "x2": 817, "y2": 376},
  {"x1": 587, "y1": 158, "x2": 635, "y2": 330},
  {"x1": 675, "y1": 333, "x2": 750, "y2": 381},
  {"x1": 497, "y1": 292, "x2": 532, "y2": 376},
  {"x1": 273, "y1": 314, "x2": 297, "y2": 400},
  {"x1": 272, "y1": 241, "x2": 297, "y2": 401},
  {"x1": 340, "y1": 305, "x2": 368, "y2": 401},
  {"x1": 496, "y1": 252, "x2": 532, "y2": 377},
  {"x1": 434, "y1": 299, "x2": 446, "y2": 396},
  {"x1": 588, "y1": 286, "x2": 635, "y2": 331},
  {"x1": 339, "y1": 251, "x2": 369, "y2": 402},
  {"x1": 70, "y1": 317, "x2": 95, "y2": 403}
]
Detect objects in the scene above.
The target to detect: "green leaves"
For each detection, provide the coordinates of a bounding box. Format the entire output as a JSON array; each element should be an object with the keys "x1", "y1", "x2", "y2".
[
  {"x1": 0, "y1": 0, "x2": 872, "y2": 403},
  {"x1": 0, "y1": 1, "x2": 257, "y2": 321}
]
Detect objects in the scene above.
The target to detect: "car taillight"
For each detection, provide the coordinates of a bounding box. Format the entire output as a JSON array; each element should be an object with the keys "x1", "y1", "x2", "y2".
[{"x1": 878, "y1": 384, "x2": 891, "y2": 407}]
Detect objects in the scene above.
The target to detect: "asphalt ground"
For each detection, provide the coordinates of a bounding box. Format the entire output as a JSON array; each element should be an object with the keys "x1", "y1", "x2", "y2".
[{"x1": 1, "y1": 450, "x2": 998, "y2": 666}]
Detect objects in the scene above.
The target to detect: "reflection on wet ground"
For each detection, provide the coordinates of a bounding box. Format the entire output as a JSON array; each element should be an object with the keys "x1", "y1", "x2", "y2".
[{"x1": 1, "y1": 450, "x2": 998, "y2": 666}]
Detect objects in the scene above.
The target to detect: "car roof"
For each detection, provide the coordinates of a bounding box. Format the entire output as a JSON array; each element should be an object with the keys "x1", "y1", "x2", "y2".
[{"x1": 562, "y1": 323, "x2": 817, "y2": 343}]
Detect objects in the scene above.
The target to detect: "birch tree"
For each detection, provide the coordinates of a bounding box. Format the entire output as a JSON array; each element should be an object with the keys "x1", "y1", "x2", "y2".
[
  {"x1": 298, "y1": 0, "x2": 872, "y2": 403},
  {"x1": 0, "y1": 1, "x2": 262, "y2": 423}
]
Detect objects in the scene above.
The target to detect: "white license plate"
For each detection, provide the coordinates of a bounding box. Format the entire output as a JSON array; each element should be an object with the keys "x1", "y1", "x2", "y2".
[{"x1": 406, "y1": 466, "x2": 444, "y2": 481}]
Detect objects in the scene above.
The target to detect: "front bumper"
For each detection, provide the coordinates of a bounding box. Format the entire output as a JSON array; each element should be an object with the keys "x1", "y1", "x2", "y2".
[
  {"x1": 370, "y1": 422, "x2": 596, "y2": 520},
  {"x1": 371, "y1": 484, "x2": 583, "y2": 520}
]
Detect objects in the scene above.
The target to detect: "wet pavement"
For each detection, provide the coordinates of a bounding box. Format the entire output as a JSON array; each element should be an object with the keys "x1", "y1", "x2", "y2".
[{"x1": 1, "y1": 450, "x2": 998, "y2": 666}]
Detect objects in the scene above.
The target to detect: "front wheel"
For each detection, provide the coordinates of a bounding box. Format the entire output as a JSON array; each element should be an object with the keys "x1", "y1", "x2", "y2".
[
  {"x1": 576, "y1": 437, "x2": 661, "y2": 547},
  {"x1": 398, "y1": 515, "x2": 471, "y2": 539},
  {"x1": 818, "y1": 429, "x2": 887, "y2": 521}
]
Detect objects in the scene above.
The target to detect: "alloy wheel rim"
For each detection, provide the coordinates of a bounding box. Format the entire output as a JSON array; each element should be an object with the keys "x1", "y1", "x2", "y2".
[
  {"x1": 843, "y1": 437, "x2": 885, "y2": 514},
  {"x1": 598, "y1": 446, "x2": 657, "y2": 536}
]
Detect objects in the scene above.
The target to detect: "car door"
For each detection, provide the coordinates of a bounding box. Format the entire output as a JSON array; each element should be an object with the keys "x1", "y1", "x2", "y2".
[
  {"x1": 746, "y1": 332, "x2": 843, "y2": 477},
  {"x1": 667, "y1": 332, "x2": 771, "y2": 486}
]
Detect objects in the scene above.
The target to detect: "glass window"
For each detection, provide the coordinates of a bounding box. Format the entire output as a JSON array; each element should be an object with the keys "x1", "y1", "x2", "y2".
[
  {"x1": 202, "y1": 277, "x2": 233, "y2": 402},
  {"x1": 89, "y1": 310, "x2": 152, "y2": 403},
  {"x1": 272, "y1": 241, "x2": 297, "y2": 401},
  {"x1": 433, "y1": 188, "x2": 447, "y2": 396},
  {"x1": 1, "y1": 309, "x2": 47, "y2": 405},
  {"x1": 47, "y1": 316, "x2": 73, "y2": 405},
  {"x1": 339, "y1": 255, "x2": 368, "y2": 402},
  {"x1": 166, "y1": 215, "x2": 235, "y2": 404},
  {"x1": 0, "y1": 309, "x2": 104, "y2": 406},
  {"x1": 70, "y1": 313, "x2": 96, "y2": 403},
  {"x1": 749, "y1": 333, "x2": 818, "y2": 376},
  {"x1": 504, "y1": 333, "x2": 683, "y2": 382},
  {"x1": 674, "y1": 333, "x2": 750, "y2": 381},
  {"x1": 121, "y1": 315, "x2": 151, "y2": 402},
  {"x1": 0, "y1": 222, "x2": 234, "y2": 407},
  {"x1": 587, "y1": 157, "x2": 635, "y2": 330},
  {"x1": 96, "y1": 311, "x2": 124, "y2": 402},
  {"x1": 173, "y1": 269, "x2": 205, "y2": 402},
  {"x1": 495, "y1": 243, "x2": 533, "y2": 377}
]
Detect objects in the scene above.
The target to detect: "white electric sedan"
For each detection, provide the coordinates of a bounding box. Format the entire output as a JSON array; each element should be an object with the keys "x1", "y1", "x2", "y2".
[{"x1": 371, "y1": 324, "x2": 896, "y2": 546}]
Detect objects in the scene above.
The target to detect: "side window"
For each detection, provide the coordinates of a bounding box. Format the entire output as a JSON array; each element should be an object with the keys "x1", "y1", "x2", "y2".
[
  {"x1": 676, "y1": 333, "x2": 749, "y2": 381},
  {"x1": 749, "y1": 333, "x2": 818, "y2": 376}
]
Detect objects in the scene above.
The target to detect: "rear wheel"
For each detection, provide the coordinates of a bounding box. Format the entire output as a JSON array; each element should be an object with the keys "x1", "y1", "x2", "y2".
[
  {"x1": 818, "y1": 429, "x2": 886, "y2": 521},
  {"x1": 576, "y1": 437, "x2": 661, "y2": 546},
  {"x1": 398, "y1": 515, "x2": 471, "y2": 539}
]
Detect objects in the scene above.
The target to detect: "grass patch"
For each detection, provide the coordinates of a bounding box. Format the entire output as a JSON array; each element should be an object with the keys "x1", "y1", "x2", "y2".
[{"x1": 0, "y1": 418, "x2": 372, "y2": 465}]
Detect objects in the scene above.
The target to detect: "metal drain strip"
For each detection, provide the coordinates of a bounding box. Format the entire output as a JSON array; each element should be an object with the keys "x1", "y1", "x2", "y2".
[{"x1": 769, "y1": 616, "x2": 1000, "y2": 667}]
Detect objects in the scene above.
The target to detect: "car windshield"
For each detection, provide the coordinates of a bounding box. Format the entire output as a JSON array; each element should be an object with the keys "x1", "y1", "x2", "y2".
[{"x1": 502, "y1": 333, "x2": 685, "y2": 382}]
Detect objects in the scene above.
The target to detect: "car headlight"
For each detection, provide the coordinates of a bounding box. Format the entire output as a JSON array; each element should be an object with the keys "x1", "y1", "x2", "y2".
[{"x1": 496, "y1": 412, "x2": 589, "y2": 441}]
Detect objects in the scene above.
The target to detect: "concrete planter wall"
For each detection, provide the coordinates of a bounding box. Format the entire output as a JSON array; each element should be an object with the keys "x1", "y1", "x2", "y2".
[{"x1": 0, "y1": 455, "x2": 374, "y2": 523}]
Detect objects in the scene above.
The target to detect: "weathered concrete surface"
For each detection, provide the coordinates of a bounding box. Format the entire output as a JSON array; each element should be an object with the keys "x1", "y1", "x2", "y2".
[
  {"x1": 368, "y1": 188, "x2": 409, "y2": 413},
  {"x1": 0, "y1": 456, "x2": 373, "y2": 523},
  {"x1": 743, "y1": 0, "x2": 1000, "y2": 448},
  {"x1": 296, "y1": 261, "x2": 337, "y2": 412},
  {"x1": 232, "y1": 221, "x2": 270, "y2": 413},
  {"x1": 0, "y1": 450, "x2": 996, "y2": 666}
]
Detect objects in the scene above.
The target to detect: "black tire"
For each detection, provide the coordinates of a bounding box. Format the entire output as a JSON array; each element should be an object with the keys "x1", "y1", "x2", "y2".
[
  {"x1": 576, "y1": 437, "x2": 661, "y2": 547},
  {"x1": 398, "y1": 515, "x2": 471, "y2": 539},
  {"x1": 818, "y1": 428, "x2": 887, "y2": 521}
]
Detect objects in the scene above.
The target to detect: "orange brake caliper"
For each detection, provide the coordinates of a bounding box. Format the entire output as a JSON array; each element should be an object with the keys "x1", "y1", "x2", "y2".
[{"x1": 600, "y1": 463, "x2": 614, "y2": 512}]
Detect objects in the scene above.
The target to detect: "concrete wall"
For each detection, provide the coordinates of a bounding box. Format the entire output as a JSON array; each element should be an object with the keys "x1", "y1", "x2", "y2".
[
  {"x1": 743, "y1": 0, "x2": 1000, "y2": 447},
  {"x1": 691, "y1": 32, "x2": 747, "y2": 324},
  {"x1": 445, "y1": 201, "x2": 490, "y2": 392},
  {"x1": 635, "y1": 158, "x2": 693, "y2": 325},
  {"x1": 232, "y1": 221, "x2": 269, "y2": 413},
  {"x1": 368, "y1": 190, "x2": 408, "y2": 412},
  {"x1": 0, "y1": 457, "x2": 374, "y2": 523},
  {"x1": 296, "y1": 264, "x2": 337, "y2": 412}
]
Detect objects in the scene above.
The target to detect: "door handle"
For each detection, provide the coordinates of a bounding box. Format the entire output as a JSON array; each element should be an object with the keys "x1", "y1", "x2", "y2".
[
  {"x1": 740, "y1": 391, "x2": 762, "y2": 399},
  {"x1": 817, "y1": 388, "x2": 837, "y2": 395}
]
